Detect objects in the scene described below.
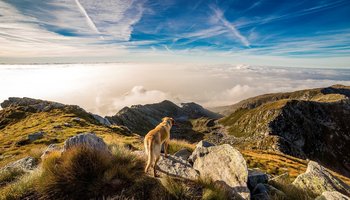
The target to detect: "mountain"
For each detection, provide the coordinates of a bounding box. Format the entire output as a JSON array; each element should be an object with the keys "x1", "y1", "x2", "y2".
[
  {"x1": 0, "y1": 97, "x2": 133, "y2": 167},
  {"x1": 218, "y1": 85, "x2": 350, "y2": 177},
  {"x1": 106, "y1": 100, "x2": 222, "y2": 142},
  {"x1": 212, "y1": 84, "x2": 350, "y2": 116}
]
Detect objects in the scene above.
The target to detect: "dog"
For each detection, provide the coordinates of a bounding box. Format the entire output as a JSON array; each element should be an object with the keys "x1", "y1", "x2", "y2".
[{"x1": 144, "y1": 117, "x2": 175, "y2": 177}]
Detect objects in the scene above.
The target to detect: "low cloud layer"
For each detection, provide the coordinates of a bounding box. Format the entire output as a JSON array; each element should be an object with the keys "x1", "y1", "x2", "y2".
[{"x1": 0, "y1": 63, "x2": 349, "y2": 116}]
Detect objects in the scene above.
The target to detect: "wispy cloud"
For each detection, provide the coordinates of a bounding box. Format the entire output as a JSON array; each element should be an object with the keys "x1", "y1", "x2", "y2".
[
  {"x1": 75, "y1": 0, "x2": 100, "y2": 35},
  {"x1": 211, "y1": 6, "x2": 250, "y2": 47}
]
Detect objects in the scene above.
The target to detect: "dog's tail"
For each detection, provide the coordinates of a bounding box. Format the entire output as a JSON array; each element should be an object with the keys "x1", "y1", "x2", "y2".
[{"x1": 144, "y1": 138, "x2": 153, "y2": 173}]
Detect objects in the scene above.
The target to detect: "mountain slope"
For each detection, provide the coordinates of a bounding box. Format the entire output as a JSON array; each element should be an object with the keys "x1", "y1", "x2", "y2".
[
  {"x1": 219, "y1": 85, "x2": 350, "y2": 177},
  {"x1": 106, "y1": 100, "x2": 222, "y2": 142},
  {"x1": 0, "y1": 97, "x2": 139, "y2": 167}
]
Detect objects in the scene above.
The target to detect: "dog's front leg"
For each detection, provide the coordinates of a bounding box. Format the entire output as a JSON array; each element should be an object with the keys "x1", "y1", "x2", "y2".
[{"x1": 164, "y1": 141, "x2": 169, "y2": 158}]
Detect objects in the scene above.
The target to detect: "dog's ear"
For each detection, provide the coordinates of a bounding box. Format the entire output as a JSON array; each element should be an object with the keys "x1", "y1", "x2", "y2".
[{"x1": 170, "y1": 118, "x2": 175, "y2": 125}]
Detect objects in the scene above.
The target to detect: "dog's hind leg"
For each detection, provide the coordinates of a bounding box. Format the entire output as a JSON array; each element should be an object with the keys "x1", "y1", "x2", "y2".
[
  {"x1": 145, "y1": 140, "x2": 153, "y2": 174},
  {"x1": 153, "y1": 154, "x2": 160, "y2": 177}
]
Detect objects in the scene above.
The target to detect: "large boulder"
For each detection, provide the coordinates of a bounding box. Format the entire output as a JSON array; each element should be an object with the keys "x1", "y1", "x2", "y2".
[
  {"x1": 316, "y1": 191, "x2": 350, "y2": 200},
  {"x1": 63, "y1": 133, "x2": 109, "y2": 153},
  {"x1": 192, "y1": 144, "x2": 250, "y2": 199},
  {"x1": 1, "y1": 156, "x2": 37, "y2": 172},
  {"x1": 157, "y1": 155, "x2": 199, "y2": 180},
  {"x1": 293, "y1": 161, "x2": 350, "y2": 196},
  {"x1": 188, "y1": 140, "x2": 215, "y2": 163}
]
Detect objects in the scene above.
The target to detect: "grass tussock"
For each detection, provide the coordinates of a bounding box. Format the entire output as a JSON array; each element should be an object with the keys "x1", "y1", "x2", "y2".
[
  {"x1": 269, "y1": 177, "x2": 317, "y2": 200},
  {"x1": 0, "y1": 168, "x2": 25, "y2": 187},
  {"x1": 161, "y1": 176, "x2": 191, "y2": 199},
  {"x1": 0, "y1": 169, "x2": 41, "y2": 200},
  {"x1": 168, "y1": 139, "x2": 195, "y2": 155},
  {"x1": 160, "y1": 176, "x2": 231, "y2": 200},
  {"x1": 198, "y1": 178, "x2": 231, "y2": 200},
  {"x1": 37, "y1": 145, "x2": 144, "y2": 199}
]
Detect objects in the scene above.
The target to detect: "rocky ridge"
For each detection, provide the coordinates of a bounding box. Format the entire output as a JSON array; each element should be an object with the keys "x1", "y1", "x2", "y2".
[{"x1": 218, "y1": 85, "x2": 350, "y2": 177}]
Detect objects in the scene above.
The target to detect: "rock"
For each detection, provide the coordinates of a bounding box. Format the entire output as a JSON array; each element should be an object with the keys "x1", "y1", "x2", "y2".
[
  {"x1": 192, "y1": 144, "x2": 250, "y2": 199},
  {"x1": 72, "y1": 117, "x2": 81, "y2": 122},
  {"x1": 251, "y1": 183, "x2": 269, "y2": 200},
  {"x1": 28, "y1": 131, "x2": 45, "y2": 142},
  {"x1": 196, "y1": 140, "x2": 215, "y2": 148},
  {"x1": 157, "y1": 155, "x2": 199, "y2": 180},
  {"x1": 316, "y1": 191, "x2": 350, "y2": 200},
  {"x1": 248, "y1": 169, "x2": 269, "y2": 190},
  {"x1": 91, "y1": 114, "x2": 112, "y2": 126},
  {"x1": 64, "y1": 122, "x2": 72, "y2": 127},
  {"x1": 1, "y1": 157, "x2": 37, "y2": 172},
  {"x1": 188, "y1": 140, "x2": 215, "y2": 163},
  {"x1": 41, "y1": 144, "x2": 61, "y2": 159},
  {"x1": 63, "y1": 133, "x2": 109, "y2": 153},
  {"x1": 174, "y1": 148, "x2": 192, "y2": 160},
  {"x1": 251, "y1": 183, "x2": 286, "y2": 200},
  {"x1": 132, "y1": 150, "x2": 146, "y2": 159},
  {"x1": 293, "y1": 161, "x2": 350, "y2": 196}
]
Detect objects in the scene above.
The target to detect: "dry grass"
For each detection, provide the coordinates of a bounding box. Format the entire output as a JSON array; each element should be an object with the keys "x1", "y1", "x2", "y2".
[
  {"x1": 0, "y1": 108, "x2": 140, "y2": 168},
  {"x1": 160, "y1": 176, "x2": 192, "y2": 199},
  {"x1": 37, "y1": 145, "x2": 144, "y2": 199},
  {"x1": 242, "y1": 150, "x2": 350, "y2": 185},
  {"x1": 269, "y1": 177, "x2": 317, "y2": 200},
  {"x1": 168, "y1": 139, "x2": 195, "y2": 155},
  {"x1": 0, "y1": 169, "x2": 41, "y2": 200},
  {"x1": 0, "y1": 168, "x2": 25, "y2": 187}
]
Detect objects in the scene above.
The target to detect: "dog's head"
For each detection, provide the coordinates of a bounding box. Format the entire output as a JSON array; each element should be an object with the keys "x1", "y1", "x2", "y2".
[{"x1": 162, "y1": 117, "x2": 175, "y2": 126}]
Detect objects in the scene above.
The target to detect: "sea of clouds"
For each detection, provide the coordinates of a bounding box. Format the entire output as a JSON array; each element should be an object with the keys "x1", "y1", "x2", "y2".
[{"x1": 0, "y1": 63, "x2": 349, "y2": 116}]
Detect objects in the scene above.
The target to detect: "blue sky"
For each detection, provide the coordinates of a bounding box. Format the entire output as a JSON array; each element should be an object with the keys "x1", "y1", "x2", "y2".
[{"x1": 0, "y1": 0, "x2": 350, "y2": 67}]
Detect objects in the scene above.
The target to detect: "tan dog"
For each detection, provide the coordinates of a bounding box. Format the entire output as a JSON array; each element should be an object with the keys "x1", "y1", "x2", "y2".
[{"x1": 144, "y1": 117, "x2": 175, "y2": 177}]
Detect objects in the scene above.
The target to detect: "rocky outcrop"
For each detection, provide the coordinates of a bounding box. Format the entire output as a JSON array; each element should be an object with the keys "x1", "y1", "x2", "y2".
[
  {"x1": 292, "y1": 161, "x2": 350, "y2": 196},
  {"x1": 1, "y1": 157, "x2": 37, "y2": 172},
  {"x1": 63, "y1": 133, "x2": 109, "y2": 153},
  {"x1": 91, "y1": 114, "x2": 112, "y2": 126},
  {"x1": 1, "y1": 97, "x2": 65, "y2": 111},
  {"x1": 157, "y1": 155, "x2": 199, "y2": 180},
  {"x1": 316, "y1": 191, "x2": 350, "y2": 200},
  {"x1": 191, "y1": 144, "x2": 250, "y2": 199}
]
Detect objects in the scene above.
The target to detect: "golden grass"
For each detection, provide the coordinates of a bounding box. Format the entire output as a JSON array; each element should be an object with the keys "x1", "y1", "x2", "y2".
[
  {"x1": 0, "y1": 109, "x2": 137, "y2": 168},
  {"x1": 168, "y1": 139, "x2": 196, "y2": 155},
  {"x1": 37, "y1": 145, "x2": 144, "y2": 199},
  {"x1": 242, "y1": 150, "x2": 350, "y2": 185},
  {"x1": 0, "y1": 169, "x2": 41, "y2": 200},
  {"x1": 0, "y1": 168, "x2": 25, "y2": 187}
]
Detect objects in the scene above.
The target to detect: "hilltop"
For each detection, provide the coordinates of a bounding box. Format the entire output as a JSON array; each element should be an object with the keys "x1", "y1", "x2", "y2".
[
  {"x1": 218, "y1": 85, "x2": 350, "y2": 177},
  {"x1": 106, "y1": 100, "x2": 222, "y2": 142}
]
